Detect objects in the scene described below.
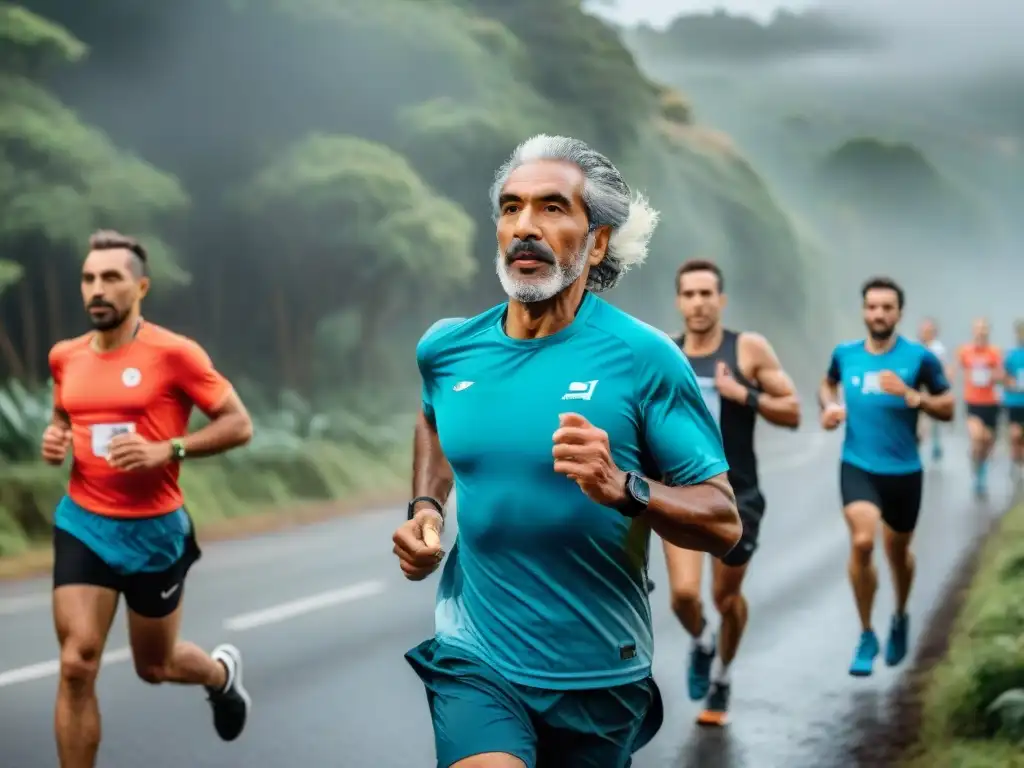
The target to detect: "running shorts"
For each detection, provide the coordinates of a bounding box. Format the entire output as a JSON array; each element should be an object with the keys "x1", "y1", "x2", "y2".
[
  {"x1": 840, "y1": 463, "x2": 923, "y2": 534},
  {"x1": 53, "y1": 497, "x2": 201, "y2": 618},
  {"x1": 1007, "y1": 407, "x2": 1024, "y2": 427},
  {"x1": 720, "y1": 486, "x2": 765, "y2": 568},
  {"x1": 405, "y1": 639, "x2": 663, "y2": 768},
  {"x1": 966, "y1": 403, "x2": 1001, "y2": 432}
]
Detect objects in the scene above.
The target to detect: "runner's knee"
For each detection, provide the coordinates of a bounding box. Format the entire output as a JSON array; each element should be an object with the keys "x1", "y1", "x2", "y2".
[
  {"x1": 59, "y1": 639, "x2": 102, "y2": 690},
  {"x1": 712, "y1": 587, "x2": 744, "y2": 615},
  {"x1": 134, "y1": 660, "x2": 170, "y2": 685},
  {"x1": 670, "y1": 585, "x2": 701, "y2": 616},
  {"x1": 850, "y1": 535, "x2": 874, "y2": 562}
]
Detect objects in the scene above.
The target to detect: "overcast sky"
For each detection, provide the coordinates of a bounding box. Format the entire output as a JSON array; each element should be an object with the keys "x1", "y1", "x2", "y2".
[{"x1": 590, "y1": 1, "x2": 816, "y2": 28}]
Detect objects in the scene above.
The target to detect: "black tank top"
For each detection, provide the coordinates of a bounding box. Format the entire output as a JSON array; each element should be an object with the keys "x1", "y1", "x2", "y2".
[{"x1": 674, "y1": 329, "x2": 759, "y2": 494}]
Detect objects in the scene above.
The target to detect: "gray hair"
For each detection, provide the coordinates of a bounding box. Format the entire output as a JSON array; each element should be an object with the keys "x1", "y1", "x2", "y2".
[{"x1": 490, "y1": 135, "x2": 660, "y2": 293}]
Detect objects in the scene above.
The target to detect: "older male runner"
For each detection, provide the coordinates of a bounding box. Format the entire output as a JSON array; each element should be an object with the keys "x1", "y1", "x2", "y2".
[
  {"x1": 956, "y1": 318, "x2": 1004, "y2": 497},
  {"x1": 917, "y1": 318, "x2": 948, "y2": 462},
  {"x1": 667, "y1": 258, "x2": 801, "y2": 727},
  {"x1": 1003, "y1": 320, "x2": 1024, "y2": 487},
  {"x1": 43, "y1": 230, "x2": 254, "y2": 768},
  {"x1": 391, "y1": 135, "x2": 741, "y2": 768},
  {"x1": 819, "y1": 277, "x2": 953, "y2": 678}
]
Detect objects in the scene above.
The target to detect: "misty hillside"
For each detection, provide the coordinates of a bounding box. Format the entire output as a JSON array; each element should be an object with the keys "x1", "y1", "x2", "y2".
[
  {"x1": 622, "y1": 7, "x2": 1024, "y2": 339},
  {"x1": 1, "y1": 0, "x2": 836, "y2": 391}
]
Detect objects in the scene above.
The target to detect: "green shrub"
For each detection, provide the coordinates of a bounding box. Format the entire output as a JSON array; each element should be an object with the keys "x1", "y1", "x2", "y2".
[
  {"x1": 0, "y1": 379, "x2": 52, "y2": 462},
  {"x1": 906, "y1": 502, "x2": 1024, "y2": 765}
]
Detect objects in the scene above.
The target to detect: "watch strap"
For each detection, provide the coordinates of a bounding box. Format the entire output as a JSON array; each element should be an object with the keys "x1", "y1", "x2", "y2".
[
  {"x1": 169, "y1": 438, "x2": 186, "y2": 462},
  {"x1": 745, "y1": 388, "x2": 760, "y2": 410},
  {"x1": 408, "y1": 496, "x2": 444, "y2": 521}
]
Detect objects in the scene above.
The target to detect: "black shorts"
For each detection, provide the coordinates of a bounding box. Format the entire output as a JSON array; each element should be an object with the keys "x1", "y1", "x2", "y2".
[
  {"x1": 840, "y1": 463, "x2": 923, "y2": 534},
  {"x1": 720, "y1": 486, "x2": 765, "y2": 568},
  {"x1": 53, "y1": 523, "x2": 202, "y2": 619},
  {"x1": 966, "y1": 403, "x2": 1001, "y2": 431},
  {"x1": 1007, "y1": 407, "x2": 1024, "y2": 427}
]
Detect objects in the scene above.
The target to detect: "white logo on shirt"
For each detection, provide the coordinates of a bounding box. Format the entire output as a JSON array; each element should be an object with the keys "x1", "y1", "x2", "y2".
[
  {"x1": 453, "y1": 381, "x2": 474, "y2": 392},
  {"x1": 121, "y1": 367, "x2": 142, "y2": 387},
  {"x1": 562, "y1": 380, "x2": 599, "y2": 401}
]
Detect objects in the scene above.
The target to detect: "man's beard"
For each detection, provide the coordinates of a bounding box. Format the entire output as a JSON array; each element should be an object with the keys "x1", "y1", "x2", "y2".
[
  {"x1": 87, "y1": 302, "x2": 129, "y2": 331},
  {"x1": 867, "y1": 323, "x2": 895, "y2": 342},
  {"x1": 495, "y1": 237, "x2": 590, "y2": 304}
]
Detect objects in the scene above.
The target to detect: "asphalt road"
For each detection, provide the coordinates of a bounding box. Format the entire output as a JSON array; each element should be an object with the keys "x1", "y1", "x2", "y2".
[{"x1": 0, "y1": 427, "x2": 1015, "y2": 768}]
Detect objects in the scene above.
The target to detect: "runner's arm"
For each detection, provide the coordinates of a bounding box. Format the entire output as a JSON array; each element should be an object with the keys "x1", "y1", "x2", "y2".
[
  {"x1": 741, "y1": 333, "x2": 800, "y2": 429},
  {"x1": 817, "y1": 350, "x2": 842, "y2": 410},
  {"x1": 914, "y1": 351, "x2": 954, "y2": 422},
  {"x1": 47, "y1": 345, "x2": 70, "y2": 428},
  {"x1": 411, "y1": 409, "x2": 453, "y2": 519},
  {"x1": 639, "y1": 337, "x2": 740, "y2": 558},
  {"x1": 172, "y1": 341, "x2": 253, "y2": 458}
]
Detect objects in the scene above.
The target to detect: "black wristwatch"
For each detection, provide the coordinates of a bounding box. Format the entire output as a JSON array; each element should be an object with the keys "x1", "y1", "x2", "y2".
[
  {"x1": 169, "y1": 438, "x2": 186, "y2": 462},
  {"x1": 617, "y1": 472, "x2": 650, "y2": 519},
  {"x1": 407, "y1": 496, "x2": 444, "y2": 521}
]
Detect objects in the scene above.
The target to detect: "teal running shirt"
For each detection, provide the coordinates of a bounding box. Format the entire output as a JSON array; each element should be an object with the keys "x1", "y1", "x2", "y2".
[
  {"x1": 419, "y1": 292, "x2": 728, "y2": 690},
  {"x1": 1004, "y1": 347, "x2": 1024, "y2": 407}
]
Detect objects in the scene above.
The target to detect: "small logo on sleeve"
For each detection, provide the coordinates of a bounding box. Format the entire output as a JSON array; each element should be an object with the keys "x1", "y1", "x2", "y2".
[
  {"x1": 619, "y1": 643, "x2": 637, "y2": 661},
  {"x1": 453, "y1": 381, "x2": 475, "y2": 392},
  {"x1": 562, "y1": 380, "x2": 599, "y2": 401}
]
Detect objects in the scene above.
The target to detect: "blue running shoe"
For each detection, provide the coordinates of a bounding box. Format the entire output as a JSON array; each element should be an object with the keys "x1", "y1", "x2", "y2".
[
  {"x1": 849, "y1": 630, "x2": 879, "y2": 677},
  {"x1": 688, "y1": 635, "x2": 716, "y2": 701},
  {"x1": 885, "y1": 613, "x2": 910, "y2": 667}
]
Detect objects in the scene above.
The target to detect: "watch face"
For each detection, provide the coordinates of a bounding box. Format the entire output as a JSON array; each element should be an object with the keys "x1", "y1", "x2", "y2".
[{"x1": 629, "y1": 474, "x2": 651, "y2": 506}]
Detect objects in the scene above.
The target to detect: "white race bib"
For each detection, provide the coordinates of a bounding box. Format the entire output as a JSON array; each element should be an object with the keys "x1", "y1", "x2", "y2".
[
  {"x1": 91, "y1": 422, "x2": 136, "y2": 458},
  {"x1": 695, "y1": 376, "x2": 722, "y2": 429},
  {"x1": 970, "y1": 366, "x2": 992, "y2": 388}
]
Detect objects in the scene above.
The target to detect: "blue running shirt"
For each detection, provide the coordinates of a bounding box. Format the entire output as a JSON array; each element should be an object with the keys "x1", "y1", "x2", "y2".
[
  {"x1": 827, "y1": 337, "x2": 950, "y2": 475},
  {"x1": 1004, "y1": 347, "x2": 1024, "y2": 407},
  {"x1": 418, "y1": 292, "x2": 728, "y2": 690}
]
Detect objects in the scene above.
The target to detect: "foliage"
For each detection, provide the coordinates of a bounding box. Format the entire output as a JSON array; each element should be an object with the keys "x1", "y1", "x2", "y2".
[
  {"x1": 0, "y1": 376, "x2": 50, "y2": 461},
  {"x1": 904, "y1": 501, "x2": 1024, "y2": 766}
]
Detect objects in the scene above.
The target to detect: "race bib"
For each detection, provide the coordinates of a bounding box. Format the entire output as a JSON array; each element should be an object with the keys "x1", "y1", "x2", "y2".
[
  {"x1": 695, "y1": 376, "x2": 722, "y2": 429},
  {"x1": 970, "y1": 366, "x2": 992, "y2": 388},
  {"x1": 91, "y1": 423, "x2": 136, "y2": 458}
]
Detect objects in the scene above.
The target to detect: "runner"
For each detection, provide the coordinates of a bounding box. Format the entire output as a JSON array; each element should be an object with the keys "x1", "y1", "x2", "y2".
[
  {"x1": 391, "y1": 135, "x2": 742, "y2": 768},
  {"x1": 917, "y1": 318, "x2": 948, "y2": 462},
  {"x1": 1003, "y1": 320, "x2": 1024, "y2": 487},
  {"x1": 43, "y1": 230, "x2": 254, "y2": 768},
  {"x1": 668, "y1": 258, "x2": 801, "y2": 727},
  {"x1": 819, "y1": 277, "x2": 953, "y2": 678},
  {"x1": 956, "y1": 318, "x2": 1004, "y2": 497}
]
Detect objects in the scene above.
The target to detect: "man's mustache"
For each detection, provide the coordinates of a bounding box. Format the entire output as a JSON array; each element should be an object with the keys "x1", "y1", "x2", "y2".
[
  {"x1": 88, "y1": 299, "x2": 115, "y2": 310},
  {"x1": 505, "y1": 239, "x2": 555, "y2": 265}
]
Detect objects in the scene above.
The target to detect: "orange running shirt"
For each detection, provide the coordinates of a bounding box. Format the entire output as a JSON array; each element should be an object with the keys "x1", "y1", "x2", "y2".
[
  {"x1": 49, "y1": 323, "x2": 231, "y2": 518},
  {"x1": 958, "y1": 344, "x2": 1002, "y2": 405}
]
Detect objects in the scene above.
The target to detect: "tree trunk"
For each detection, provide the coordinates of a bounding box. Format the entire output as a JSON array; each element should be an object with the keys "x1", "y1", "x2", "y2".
[
  {"x1": 43, "y1": 258, "x2": 63, "y2": 345},
  {"x1": 0, "y1": 326, "x2": 26, "y2": 380},
  {"x1": 18, "y1": 278, "x2": 38, "y2": 382},
  {"x1": 272, "y1": 285, "x2": 295, "y2": 391}
]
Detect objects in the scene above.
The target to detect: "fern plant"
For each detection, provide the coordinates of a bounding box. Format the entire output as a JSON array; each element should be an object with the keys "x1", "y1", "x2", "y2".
[{"x1": 0, "y1": 379, "x2": 53, "y2": 462}]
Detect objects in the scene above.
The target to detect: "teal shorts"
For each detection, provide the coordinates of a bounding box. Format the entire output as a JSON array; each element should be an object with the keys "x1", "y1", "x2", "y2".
[{"x1": 406, "y1": 638, "x2": 663, "y2": 768}]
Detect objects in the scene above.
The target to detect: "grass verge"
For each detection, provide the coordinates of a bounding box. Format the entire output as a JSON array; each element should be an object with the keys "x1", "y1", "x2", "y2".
[{"x1": 902, "y1": 498, "x2": 1024, "y2": 767}]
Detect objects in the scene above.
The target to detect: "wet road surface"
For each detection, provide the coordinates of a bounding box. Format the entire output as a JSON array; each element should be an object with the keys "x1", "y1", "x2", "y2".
[{"x1": 0, "y1": 428, "x2": 1014, "y2": 767}]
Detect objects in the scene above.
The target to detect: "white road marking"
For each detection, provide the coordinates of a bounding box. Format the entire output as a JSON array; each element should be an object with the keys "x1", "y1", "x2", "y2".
[
  {"x1": 0, "y1": 581, "x2": 384, "y2": 688},
  {"x1": 223, "y1": 580, "x2": 386, "y2": 631},
  {"x1": 0, "y1": 648, "x2": 131, "y2": 689}
]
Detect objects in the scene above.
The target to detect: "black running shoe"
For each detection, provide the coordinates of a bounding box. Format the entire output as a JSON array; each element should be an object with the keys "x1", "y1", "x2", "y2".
[
  {"x1": 696, "y1": 681, "x2": 730, "y2": 727},
  {"x1": 207, "y1": 644, "x2": 251, "y2": 741}
]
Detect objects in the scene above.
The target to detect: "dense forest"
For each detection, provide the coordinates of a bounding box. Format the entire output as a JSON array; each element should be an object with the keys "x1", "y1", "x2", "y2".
[{"x1": 0, "y1": 0, "x2": 833, "y2": 554}]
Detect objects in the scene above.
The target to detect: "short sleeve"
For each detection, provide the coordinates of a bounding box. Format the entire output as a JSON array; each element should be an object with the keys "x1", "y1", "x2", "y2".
[
  {"x1": 637, "y1": 335, "x2": 729, "y2": 487},
  {"x1": 48, "y1": 344, "x2": 66, "y2": 411},
  {"x1": 827, "y1": 348, "x2": 842, "y2": 383},
  {"x1": 917, "y1": 350, "x2": 951, "y2": 394},
  {"x1": 416, "y1": 318, "x2": 464, "y2": 426},
  {"x1": 171, "y1": 339, "x2": 231, "y2": 413}
]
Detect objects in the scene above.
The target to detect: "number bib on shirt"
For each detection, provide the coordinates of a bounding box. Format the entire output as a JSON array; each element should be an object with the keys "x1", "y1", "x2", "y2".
[
  {"x1": 970, "y1": 366, "x2": 992, "y2": 388},
  {"x1": 91, "y1": 423, "x2": 136, "y2": 458}
]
